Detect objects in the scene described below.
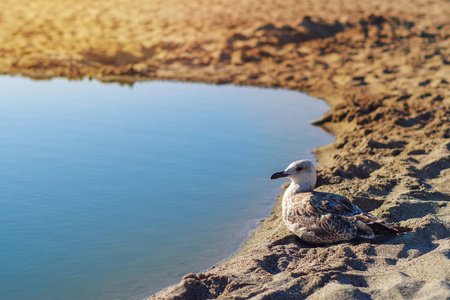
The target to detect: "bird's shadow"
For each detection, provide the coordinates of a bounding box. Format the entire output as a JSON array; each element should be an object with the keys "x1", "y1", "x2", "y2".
[
  {"x1": 269, "y1": 233, "x2": 402, "y2": 249},
  {"x1": 269, "y1": 234, "x2": 326, "y2": 248}
]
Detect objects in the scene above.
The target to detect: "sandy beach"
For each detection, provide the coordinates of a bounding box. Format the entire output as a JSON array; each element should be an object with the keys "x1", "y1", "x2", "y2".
[{"x1": 1, "y1": 0, "x2": 449, "y2": 299}]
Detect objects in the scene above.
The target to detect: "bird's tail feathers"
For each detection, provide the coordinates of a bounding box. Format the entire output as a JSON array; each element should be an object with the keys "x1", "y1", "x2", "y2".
[
  {"x1": 354, "y1": 213, "x2": 412, "y2": 236},
  {"x1": 390, "y1": 225, "x2": 412, "y2": 233}
]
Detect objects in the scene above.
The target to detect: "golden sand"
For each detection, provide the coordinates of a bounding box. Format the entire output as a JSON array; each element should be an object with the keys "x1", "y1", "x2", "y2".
[{"x1": 1, "y1": 0, "x2": 449, "y2": 298}]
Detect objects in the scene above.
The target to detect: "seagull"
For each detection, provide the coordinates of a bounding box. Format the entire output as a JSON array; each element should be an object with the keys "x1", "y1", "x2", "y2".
[{"x1": 270, "y1": 159, "x2": 411, "y2": 244}]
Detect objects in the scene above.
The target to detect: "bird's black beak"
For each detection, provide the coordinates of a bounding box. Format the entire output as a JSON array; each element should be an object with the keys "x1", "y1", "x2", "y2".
[{"x1": 270, "y1": 171, "x2": 288, "y2": 180}]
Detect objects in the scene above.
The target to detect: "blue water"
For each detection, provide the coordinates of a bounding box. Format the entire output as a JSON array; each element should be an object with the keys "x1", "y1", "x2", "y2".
[{"x1": 0, "y1": 76, "x2": 333, "y2": 299}]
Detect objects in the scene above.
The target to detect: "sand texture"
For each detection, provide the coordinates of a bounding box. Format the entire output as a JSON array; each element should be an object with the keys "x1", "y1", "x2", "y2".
[{"x1": 1, "y1": 0, "x2": 449, "y2": 299}]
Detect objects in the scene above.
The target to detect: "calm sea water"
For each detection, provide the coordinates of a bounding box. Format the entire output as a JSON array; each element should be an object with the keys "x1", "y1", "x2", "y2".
[{"x1": 0, "y1": 76, "x2": 333, "y2": 300}]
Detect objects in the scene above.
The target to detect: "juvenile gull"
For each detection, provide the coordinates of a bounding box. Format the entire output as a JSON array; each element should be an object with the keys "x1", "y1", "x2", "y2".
[{"x1": 270, "y1": 159, "x2": 411, "y2": 244}]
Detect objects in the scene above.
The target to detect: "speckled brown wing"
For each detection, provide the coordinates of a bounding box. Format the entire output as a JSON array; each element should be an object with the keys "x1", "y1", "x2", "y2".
[
  {"x1": 308, "y1": 192, "x2": 391, "y2": 239},
  {"x1": 308, "y1": 192, "x2": 407, "y2": 239},
  {"x1": 283, "y1": 192, "x2": 359, "y2": 243},
  {"x1": 283, "y1": 191, "x2": 409, "y2": 243},
  {"x1": 308, "y1": 192, "x2": 363, "y2": 216},
  {"x1": 310, "y1": 192, "x2": 409, "y2": 234}
]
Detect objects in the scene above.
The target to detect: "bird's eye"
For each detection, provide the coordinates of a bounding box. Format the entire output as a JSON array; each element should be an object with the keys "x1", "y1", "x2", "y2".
[{"x1": 296, "y1": 166, "x2": 303, "y2": 171}]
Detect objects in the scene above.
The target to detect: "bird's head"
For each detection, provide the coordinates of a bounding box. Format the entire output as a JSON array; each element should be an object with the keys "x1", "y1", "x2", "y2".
[{"x1": 270, "y1": 159, "x2": 316, "y2": 191}]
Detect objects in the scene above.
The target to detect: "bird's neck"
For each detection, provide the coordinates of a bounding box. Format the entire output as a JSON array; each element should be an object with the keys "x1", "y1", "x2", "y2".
[{"x1": 287, "y1": 180, "x2": 315, "y2": 195}]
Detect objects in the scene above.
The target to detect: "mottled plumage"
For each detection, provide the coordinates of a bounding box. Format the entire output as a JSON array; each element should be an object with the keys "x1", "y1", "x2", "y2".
[{"x1": 271, "y1": 159, "x2": 410, "y2": 244}]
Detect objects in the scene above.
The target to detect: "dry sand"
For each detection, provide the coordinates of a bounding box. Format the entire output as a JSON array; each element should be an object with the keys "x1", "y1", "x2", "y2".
[{"x1": 1, "y1": 0, "x2": 449, "y2": 299}]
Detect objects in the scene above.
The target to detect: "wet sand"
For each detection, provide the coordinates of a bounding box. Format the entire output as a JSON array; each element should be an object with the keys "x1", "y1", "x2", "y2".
[{"x1": 1, "y1": 0, "x2": 449, "y2": 299}]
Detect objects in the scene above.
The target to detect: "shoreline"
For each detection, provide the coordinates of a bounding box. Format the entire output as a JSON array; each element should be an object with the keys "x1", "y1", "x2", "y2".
[{"x1": 1, "y1": 0, "x2": 449, "y2": 298}]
